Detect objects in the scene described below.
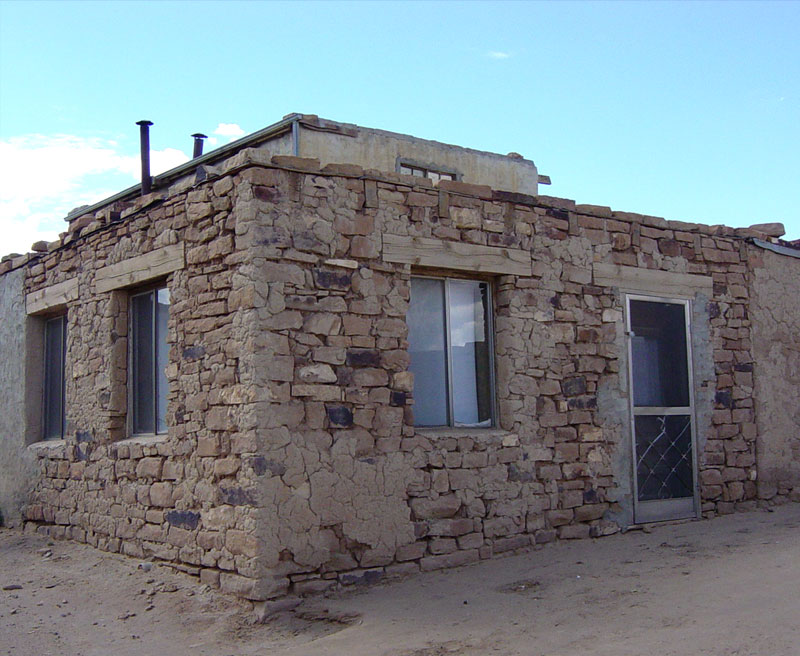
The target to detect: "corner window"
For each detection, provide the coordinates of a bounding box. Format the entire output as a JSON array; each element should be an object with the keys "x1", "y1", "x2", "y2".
[
  {"x1": 43, "y1": 315, "x2": 66, "y2": 440},
  {"x1": 130, "y1": 287, "x2": 170, "y2": 435},
  {"x1": 399, "y1": 163, "x2": 456, "y2": 184},
  {"x1": 408, "y1": 277, "x2": 494, "y2": 427}
]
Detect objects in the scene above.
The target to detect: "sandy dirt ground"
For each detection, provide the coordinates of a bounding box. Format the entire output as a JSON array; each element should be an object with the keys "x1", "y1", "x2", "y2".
[{"x1": 1, "y1": 504, "x2": 798, "y2": 656}]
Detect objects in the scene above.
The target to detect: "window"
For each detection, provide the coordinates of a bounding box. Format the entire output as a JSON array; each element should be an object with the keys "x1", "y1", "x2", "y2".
[
  {"x1": 43, "y1": 315, "x2": 67, "y2": 440},
  {"x1": 130, "y1": 287, "x2": 170, "y2": 435},
  {"x1": 399, "y1": 163, "x2": 456, "y2": 184},
  {"x1": 408, "y1": 277, "x2": 494, "y2": 427}
]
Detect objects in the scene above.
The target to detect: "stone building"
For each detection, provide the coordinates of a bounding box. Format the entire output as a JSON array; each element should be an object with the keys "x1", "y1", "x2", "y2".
[{"x1": 1, "y1": 114, "x2": 798, "y2": 600}]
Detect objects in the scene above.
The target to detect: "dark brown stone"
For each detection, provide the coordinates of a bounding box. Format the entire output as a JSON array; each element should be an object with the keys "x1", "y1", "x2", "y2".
[
  {"x1": 562, "y1": 377, "x2": 586, "y2": 397},
  {"x1": 345, "y1": 349, "x2": 381, "y2": 367},
  {"x1": 313, "y1": 268, "x2": 352, "y2": 290}
]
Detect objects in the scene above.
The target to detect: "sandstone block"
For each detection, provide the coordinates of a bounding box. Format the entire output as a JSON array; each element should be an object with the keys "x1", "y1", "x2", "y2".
[
  {"x1": 200, "y1": 568, "x2": 221, "y2": 587},
  {"x1": 150, "y1": 482, "x2": 173, "y2": 507},
  {"x1": 203, "y1": 505, "x2": 236, "y2": 529},
  {"x1": 429, "y1": 538, "x2": 457, "y2": 554},
  {"x1": 559, "y1": 524, "x2": 591, "y2": 539},
  {"x1": 410, "y1": 494, "x2": 461, "y2": 519},
  {"x1": 338, "y1": 568, "x2": 384, "y2": 587},
  {"x1": 205, "y1": 407, "x2": 233, "y2": 431},
  {"x1": 747, "y1": 222, "x2": 785, "y2": 237},
  {"x1": 457, "y1": 532, "x2": 484, "y2": 550},
  {"x1": 493, "y1": 535, "x2": 532, "y2": 553},
  {"x1": 427, "y1": 518, "x2": 474, "y2": 537},
  {"x1": 298, "y1": 363, "x2": 337, "y2": 383},
  {"x1": 352, "y1": 368, "x2": 389, "y2": 387},
  {"x1": 226, "y1": 529, "x2": 260, "y2": 557},
  {"x1": 350, "y1": 236, "x2": 379, "y2": 259},
  {"x1": 462, "y1": 452, "x2": 488, "y2": 468},
  {"x1": 546, "y1": 509, "x2": 573, "y2": 527},
  {"x1": 304, "y1": 312, "x2": 342, "y2": 335},
  {"x1": 197, "y1": 436, "x2": 222, "y2": 457},
  {"x1": 214, "y1": 457, "x2": 241, "y2": 477},
  {"x1": 221, "y1": 572, "x2": 288, "y2": 600},
  {"x1": 293, "y1": 578, "x2": 336, "y2": 595},
  {"x1": 420, "y1": 549, "x2": 479, "y2": 572},
  {"x1": 396, "y1": 541, "x2": 427, "y2": 561},
  {"x1": 137, "y1": 523, "x2": 164, "y2": 542},
  {"x1": 292, "y1": 384, "x2": 342, "y2": 401},
  {"x1": 574, "y1": 503, "x2": 608, "y2": 522}
]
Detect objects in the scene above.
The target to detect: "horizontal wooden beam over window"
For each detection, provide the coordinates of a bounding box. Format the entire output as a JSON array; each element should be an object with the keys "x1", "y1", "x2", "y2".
[
  {"x1": 26, "y1": 277, "x2": 79, "y2": 314},
  {"x1": 383, "y1": 234, "x2": 531, "y2": 276},
  {"x1": 593, "y1": 263, "x2": 713, "y2": 296},
  {"x1": 95, "y1": 244, "x2": 185, "y2": 293}
]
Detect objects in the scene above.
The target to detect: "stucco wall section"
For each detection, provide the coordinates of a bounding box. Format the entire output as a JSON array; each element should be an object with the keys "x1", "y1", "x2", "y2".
[
  {"x1": 751, "y1": 247, "x2": 800, "y2": 501},
  {"x1": 0, "y1": 268, "x2": 37, "y2": 526},
  {"x1": 298, "y1": 125, "x2": 539, "y2": 195}
]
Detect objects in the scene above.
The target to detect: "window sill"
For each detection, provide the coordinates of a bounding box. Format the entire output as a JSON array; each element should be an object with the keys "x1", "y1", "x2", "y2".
[
  {"x1": 117, "y1": 433, "x2": 170, "y2": 447},
  {"x1": 416, "y1": 427, "x2": 519, "y2": 445},
  {"x1": 27, "y1": 439, "x2": 68, "y2": 456}
]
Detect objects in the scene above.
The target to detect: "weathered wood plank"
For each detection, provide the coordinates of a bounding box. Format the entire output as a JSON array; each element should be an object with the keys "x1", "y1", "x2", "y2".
[
  {"x1": 382, "y1": 234, "x2": 530, "y2": 276},
  {"x1": 95, "y1": 244, "x2": 185, "y2": 293},
  {"x1": 26, "y1": 278, "x2": 79, "y2": 314},
  {"x1": 593, "y1": 262, "x2": 713, "y2": 295}
]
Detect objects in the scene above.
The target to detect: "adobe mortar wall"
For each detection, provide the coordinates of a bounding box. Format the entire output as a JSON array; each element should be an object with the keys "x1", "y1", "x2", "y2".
[
  {"x1": 14, "y1": 168, "x2": 270, "y2": 597},
  {"x1": 218, "y1": 157, "x2": 760, "y2": 593},
  {"x1": 0, "y1": 149, "x2": 775, "y2": 598},
  {"x1": 750, "y1": 247, "x2": 800, "y2": 502},
  {"x1": 0, "y1": 268, "x2": 38, "y2": 526}
]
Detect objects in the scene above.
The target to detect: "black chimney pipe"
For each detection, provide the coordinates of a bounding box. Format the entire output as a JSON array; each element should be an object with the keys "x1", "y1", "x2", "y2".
[
  {"x1": 136, "y1": 120, "x2": 153, "y2": 195},
  {"x1": 191, "y1": 133, "x2": 208, "y2": 158}
]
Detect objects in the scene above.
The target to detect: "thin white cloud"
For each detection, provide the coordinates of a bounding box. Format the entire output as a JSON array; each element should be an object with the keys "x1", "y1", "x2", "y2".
[
  {"x1": 0, "y1": 134, "x2": 189, "y2": 256},
  {"x1": 213, "y1": 123, "x2": 245, "y2": 139},
  {"x1": 487, "y1": 51, "x2": 511, "y2": 60}
]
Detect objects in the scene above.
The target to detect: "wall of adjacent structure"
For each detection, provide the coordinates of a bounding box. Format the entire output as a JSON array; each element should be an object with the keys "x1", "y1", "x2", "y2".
[
  {"x1": 296, "y1": 118, "x2": 540, "y2": 195},
  {"x1": 0, "y1": 268, "x2": 38, "y2": 526},
  {"x1": 0, "y1": 146, "x2": 788, "y2": 599},
  {"x1": 750, "y1": 247, "x2": 800, "y2": 502}
]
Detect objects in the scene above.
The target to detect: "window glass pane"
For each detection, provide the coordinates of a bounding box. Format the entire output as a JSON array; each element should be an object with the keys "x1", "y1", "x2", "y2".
[
  {"x1": 449, "y1": 280, "x2": 492, "y2": 426},
  {"x1": 630, "y1": 300, "x2": 689, "y2": 407},
  {"x1": 408, "y1": 278, "x2": 448, "y2": 426},
  {"x1": 635, "y1": 415, "x2": 694, "y2": 500},
  {"x1": 155, "y1": 288, "x2": 170, "y2": 433},
  {"x1": 43, "y1": 316, "x2": 65, "y2": 439},
  {"x1": 131, "y1": 292, "x2": 154, "y2": 434},
  {"x1": 399, "y1": 165, "x2": 413, "y2": 175}
]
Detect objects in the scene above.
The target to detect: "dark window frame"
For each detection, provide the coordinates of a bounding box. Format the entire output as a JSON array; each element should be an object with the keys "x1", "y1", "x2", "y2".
[
  {"x1": 397, "y1": 159, "x2": 458, "y2": 184},
  {"x1": 129, "y1": 284, "x2": 170, "y2": 436},
  {"x1": 42, "y1": 314, "x2": 67, "y2": 440},
  {"x1": 408, "y1": 275, "x2": 496, "y2": 428}
]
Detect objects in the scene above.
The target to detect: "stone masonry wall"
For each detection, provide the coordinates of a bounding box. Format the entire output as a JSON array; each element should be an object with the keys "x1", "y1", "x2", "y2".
[
  {"x1": 11, "y1": 162, "x2": 269, "y2": 597},
  {"x1": 208, "y1": 153, "x2": 763, "y2": 595},
  {"x1": 0, "y1": 146, "x2": 784, "y2": 599}
]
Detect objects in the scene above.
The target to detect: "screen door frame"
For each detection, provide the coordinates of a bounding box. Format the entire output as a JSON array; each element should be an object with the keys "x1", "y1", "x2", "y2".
[{"x1": 625, "y1": 293, "x2": 701, "y2": 524}]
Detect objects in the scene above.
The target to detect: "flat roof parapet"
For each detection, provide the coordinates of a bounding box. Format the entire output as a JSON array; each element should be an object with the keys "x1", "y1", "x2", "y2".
[{"x1": 1, "y1": 116, "x2": 797, "y2": 267}]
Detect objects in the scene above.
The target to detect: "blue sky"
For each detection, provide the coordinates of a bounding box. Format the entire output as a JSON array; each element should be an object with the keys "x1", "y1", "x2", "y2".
[{"x1": 1, "y1": 0, "x2": 798, "y2": 254}]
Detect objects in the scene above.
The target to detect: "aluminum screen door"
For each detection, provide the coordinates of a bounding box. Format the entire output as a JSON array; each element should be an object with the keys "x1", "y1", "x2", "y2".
[{"x1": 626, "y1": 296, "x2": 699, "y2": 523}]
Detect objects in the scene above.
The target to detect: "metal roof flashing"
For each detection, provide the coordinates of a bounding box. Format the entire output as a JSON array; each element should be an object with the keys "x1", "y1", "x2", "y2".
[{"x1": 751, "y1": 237, "x2": 800, "y2": 259}]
